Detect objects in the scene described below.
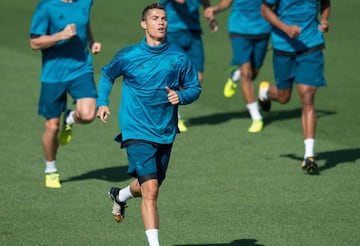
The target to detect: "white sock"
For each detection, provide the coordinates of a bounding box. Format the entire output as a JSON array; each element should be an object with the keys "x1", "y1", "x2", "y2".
[
  {"x1": 231, "y1": 69, "x2": 241, "y2": 82},
  {"x1": 118, "y1": 185, "x2": 134, "y2": 202},
  {"x1": 259, "y1": 86, "x2": 269, "y2": 100},
  {"x1": 304, "y1": 138, "x2": 315, "y2": 159},
  {"x1": 66, "y1": 111, "x2": 76, "y2": 125},
  {"x1": 145, "y1": 229, "x2": 159, "y2": 246},
  {"x1": 45, "y1": 160, "x2": 57, "y2": 174},
  {"x1": 246, "y1": 102, "x2": 262, "y2": 121}
]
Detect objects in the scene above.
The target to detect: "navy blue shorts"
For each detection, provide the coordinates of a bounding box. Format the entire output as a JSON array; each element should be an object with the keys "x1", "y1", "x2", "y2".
[
  {"x1": 273, "y1": 50, "x2": 327, "y2": 89},
  {"x1": 124, "y1": 141, "x2": 172, "y2": 186},
  {"x1": 167, "y1": 30, "x2": 204, "y2": 73},
  {"x1": 38, "y1": 73, "x2": 97, "y2": 118}
]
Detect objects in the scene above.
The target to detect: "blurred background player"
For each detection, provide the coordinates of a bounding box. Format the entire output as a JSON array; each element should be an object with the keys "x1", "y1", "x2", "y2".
[
  {"x1": 260, "y1": 0, "x2": 331, "y2": 174},
  {"x1": 160, "y1": 0, "x2": 218, "y2": 132},
  {"x1": 29, "y1": 0, "x2": 101, "y2": 188},
  {"x1": 96, "y1": 3, "x2": 201, "y2": 245},
  {"x1": 204, "y1": 0, "x2": 271, "y2": 133}
]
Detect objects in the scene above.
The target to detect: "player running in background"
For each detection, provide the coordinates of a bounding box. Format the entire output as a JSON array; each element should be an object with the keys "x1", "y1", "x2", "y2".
[
  {"x1": 29, "y1": 0, "x2": 101, "y2": 188},
  {"x1": 96, "y1": 3, "x2": 201, "y2": 245},
  {"x1": 260, "y1": 0, "x2": 331, "y2": 174},
  {"x1": 204, "y1": 0, "x2": 271, "y2": 133},
  {"x1": 160, "y1": 0, "x2": 218, "y2": 132}
]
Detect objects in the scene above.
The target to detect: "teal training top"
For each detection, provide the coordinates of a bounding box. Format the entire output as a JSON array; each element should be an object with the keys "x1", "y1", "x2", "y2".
[
  {"x1": 263, "y1": 0, "x2": 325, "y2": 53},
  {"x1": 160, "y1": 0, "x2": 202, "y2": 33},
  {"x1": 97, "y1": 37, "x2": 202, "y2": 144},
  {"x1": 29, "y1": 0, "x2": 94, "y2": 83},
  {"x1": 228, "y1": 0, "x2": 271, "y2": 36}
]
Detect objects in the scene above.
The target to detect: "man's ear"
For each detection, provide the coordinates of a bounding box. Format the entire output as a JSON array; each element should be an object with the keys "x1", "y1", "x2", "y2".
[{"x1": 140, "y1": 21, "x2": 147, "y2": 30}]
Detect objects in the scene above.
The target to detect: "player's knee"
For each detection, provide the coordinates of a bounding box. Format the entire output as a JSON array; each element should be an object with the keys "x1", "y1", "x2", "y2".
[
  {"x1": 278, "y1": 96, "x2": 291, "y2": 104},
  {"x1": 141, "y1": 180, "x2": 159, "y2": 200},
  {"x1": 240, "y1": 70, "x2": 252, "y2": 81},
  {"x1": 77, "y1": 111, "x2": 96, "y2": 123},
  {"x1": 45, "y1": 120, "x2": 60, "y2": 134},
  {"x1": 143, "y1": 190, "x2": 158, "y2": 202},
  {"x1": 276, "y1": 91, "x2": 291, "y2": 104}
]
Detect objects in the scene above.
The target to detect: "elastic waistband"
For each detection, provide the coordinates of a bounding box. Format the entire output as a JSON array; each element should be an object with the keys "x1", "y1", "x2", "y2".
[{"x1": 273, "y1": 44, "x2": 325, "y2": 57}]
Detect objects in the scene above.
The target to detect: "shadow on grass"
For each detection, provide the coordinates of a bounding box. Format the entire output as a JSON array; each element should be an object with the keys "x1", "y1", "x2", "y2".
[
  {"x1": 281, "y1": 148, "x2": 360, "y2": 173},
  {"x1": 263, "y1": 108, "x2": 335, "y2": 125},
  {"x1": 186, "y1": 111, "x2": 248, "y2": 125},
  {"x1": 174, "y1": 238, "x2": 265, "y2": 246},
  {"x1": 186, "y1": 108, "x2": 335, "y2": 126},
  {"x1": 61, "y1": 165, "x2": 130, "y2": 183}
]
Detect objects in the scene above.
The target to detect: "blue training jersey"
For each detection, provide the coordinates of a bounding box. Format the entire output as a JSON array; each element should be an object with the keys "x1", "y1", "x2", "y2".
[
  {"x1": 97, "y1": 37, "x2": 202, "y2": 144},
  {"x1": 160, "y1": 0, "x2": 202, "y2": 32},
  {"x1": 229, "y1": 0, "x2": 271, "y2": 36},
  {"x1": 29, "y1": 0, "x2": 94, "y2": 83},
  {"x1": 263, "y1": 0, "x2": 325, "y2": 52}
]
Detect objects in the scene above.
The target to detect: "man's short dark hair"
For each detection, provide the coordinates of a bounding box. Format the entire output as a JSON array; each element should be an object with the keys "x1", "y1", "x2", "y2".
[{"x1": 141, "y1": 3, "x2": 165, "y2": 21}]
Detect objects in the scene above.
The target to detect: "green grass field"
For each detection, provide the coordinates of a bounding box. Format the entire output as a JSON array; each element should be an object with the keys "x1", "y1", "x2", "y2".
[{"x1": 1, "y1": 1, "x2": 359, "y2": 245}]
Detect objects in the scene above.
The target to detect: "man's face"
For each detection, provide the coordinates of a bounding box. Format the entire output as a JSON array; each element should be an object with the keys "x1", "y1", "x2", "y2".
[{"x1": 141, "y1": 8, "x2": 167, "y2": 42}]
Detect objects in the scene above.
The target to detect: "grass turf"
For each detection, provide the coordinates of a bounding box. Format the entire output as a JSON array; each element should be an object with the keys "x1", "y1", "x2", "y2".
[{"x1": 0, "y1": 1, "x2": 359, "y2": 245}]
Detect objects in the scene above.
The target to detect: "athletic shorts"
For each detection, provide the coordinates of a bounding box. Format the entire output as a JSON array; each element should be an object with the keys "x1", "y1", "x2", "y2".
[
  {"x1": 230, "y1": 36, "x2": 269, "y2": 69},
  {"x1": 124, "y1": 141, "x2": 172, "y2": 186},
  {"x1": 167, "y1": 30, "x2": 204, "y2": 72},
  {"x1": 38, "y1": 73, "x2": 97, "y2": 118},
  {"x1": 273, "y1": 50, "x2": 327, "y2": 89}
]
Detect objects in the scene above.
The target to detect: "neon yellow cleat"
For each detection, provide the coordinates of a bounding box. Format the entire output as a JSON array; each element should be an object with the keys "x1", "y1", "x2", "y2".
[
  {"x1": 178, "y1": 119, "x2": 188, "y2": 132},
  {"x1": 259, "y1": 81, "x2": 270, "y2": 91},
  {"x1": 248, "y1": 119, "x2": 264, "y2": 133},
  {"x1": 59, "y1": 124, "x2": 73, "y2": 145},
  {"x1": 224, "y1": 66, "x2": 240, "y2": 98},
  {"x1": 223, "y1": 78, "x2": 238, "y2": 98},
  {"x1": 45, "y1": 173, "x2": 61, "y2": 188}
]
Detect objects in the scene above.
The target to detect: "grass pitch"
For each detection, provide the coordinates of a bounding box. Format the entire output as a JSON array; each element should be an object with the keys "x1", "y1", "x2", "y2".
[{"x1": 0, "y1": 1, "x2": 359, "y2": 245}]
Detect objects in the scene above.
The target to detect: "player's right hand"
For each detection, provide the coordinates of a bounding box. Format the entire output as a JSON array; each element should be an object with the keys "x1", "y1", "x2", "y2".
[
  {"x1": 204, "y1": 7, "x2": 214, "y2": 19},
  {"x1": 285, "y1": 25, "x2": 301, "y2": 38},
  {"x1": 62, "y1": 23, "x2": 77, "y2": 39}
]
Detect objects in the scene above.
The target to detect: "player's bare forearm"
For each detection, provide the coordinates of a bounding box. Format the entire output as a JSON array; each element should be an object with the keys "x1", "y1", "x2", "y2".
[
  {"x1": 319, "y1": 0, "x2": 331, "y2": 32},
  {"x1": 30, "y1": 24, "x2": 76, "y2": 50},
  {"x1": 261, "y1": 4, "x2": 300, "y2": 38},
  {"x1": 320, "y1": 0, "x2": 331, "y2": 17}
]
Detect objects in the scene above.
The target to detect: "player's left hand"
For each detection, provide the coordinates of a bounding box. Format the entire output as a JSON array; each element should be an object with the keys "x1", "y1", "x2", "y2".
[
  {"x1": 91, "y1": 42, "x2": 102, "y2": 54},
  {"x1": 97, "y1": 106, "x2": 110, "y2": 123},
  {"x1": 166, "y1": 86, "x2": 179, "y2": 105},
  {"x1": 319, "y1": 19, "x2": 329, "y2": 33}
]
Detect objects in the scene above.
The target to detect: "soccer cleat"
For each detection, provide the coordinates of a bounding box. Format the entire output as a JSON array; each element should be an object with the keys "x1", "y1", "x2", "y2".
[
  {"x1": 108, "y1": 187, "x2": 127, "y2": 223},
  {"x1": 224, "y1": 67, "x2": 240, "y2": 98},
  {"x1": 45, "y1": 173, "x2": 61, "y2": 188},
  {"x1": 301, "y1": 157, "x2": 318, "y2": 175},
  {"x1": 223, "y1": 78, "x2": 238, "y2": 98},
  {"x1": 178, "y1": 119, "x2": 188, "y2": 132},
  {"x1": 248, "y1": 119, "x2": 264, "y2": 133},
  {"x1": 258, "y1": 81, "x2": 271, "y2": 112},
  {"x1": 59, "y1": 110, "x2": 73, "y2": 145}
]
